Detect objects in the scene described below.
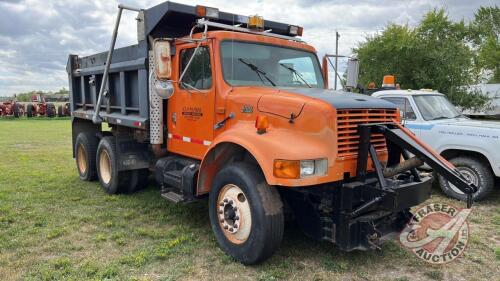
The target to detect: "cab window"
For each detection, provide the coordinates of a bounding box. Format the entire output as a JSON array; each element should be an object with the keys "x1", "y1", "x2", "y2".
[
  {"x1": 382, "y1": 97, "x2": 417, "y2": 120},
  {"x1": 180, "y1": 46, "x2": 212, "y2": 89}
]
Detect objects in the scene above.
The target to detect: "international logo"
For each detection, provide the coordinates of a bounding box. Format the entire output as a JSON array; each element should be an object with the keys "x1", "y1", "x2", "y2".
[{"x1": 399, "y1": 203, "x2": 471, "y2": 264}]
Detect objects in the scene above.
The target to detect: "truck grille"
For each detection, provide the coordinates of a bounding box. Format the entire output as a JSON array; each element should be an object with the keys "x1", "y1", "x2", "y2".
[{"x1": 337, "y1": 109, "x2": 398, "y2": 157}]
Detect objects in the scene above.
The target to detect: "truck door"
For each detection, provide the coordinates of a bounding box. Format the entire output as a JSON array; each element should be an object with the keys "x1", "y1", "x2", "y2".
[
  {"x1": 381, "y1": 96, "x2": 420, "y2": 137},
  {"x1": 167, "y1": 42, "x2": 215, "y2": 159}
]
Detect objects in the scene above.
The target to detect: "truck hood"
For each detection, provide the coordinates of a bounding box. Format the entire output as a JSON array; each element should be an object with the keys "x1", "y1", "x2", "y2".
[
  {"x1": 276, "y1": 87, "x2": 398, "y2": 110},
  {"x1": 439, "y1": 118, "x2": 500, "y2": 130}
]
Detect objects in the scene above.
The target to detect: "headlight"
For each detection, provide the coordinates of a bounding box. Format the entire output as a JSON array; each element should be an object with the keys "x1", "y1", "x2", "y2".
[{"x1": 274, "y1": 159, "x2": 328, "y2": 179}]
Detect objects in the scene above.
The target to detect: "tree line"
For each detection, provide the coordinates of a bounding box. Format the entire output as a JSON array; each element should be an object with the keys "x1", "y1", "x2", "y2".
[
  {"x1": 0, "y1": 88, "x2": 69, "y2": 102},
  {"x1": 354, "y1": 6, "x2": 499, "y2": 110}
]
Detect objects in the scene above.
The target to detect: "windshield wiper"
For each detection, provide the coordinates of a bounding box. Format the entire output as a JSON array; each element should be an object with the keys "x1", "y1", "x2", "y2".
[
  {"x1": 238, "y1": 58, "x2": 276, "y2": 86},
  {"x1": 279, "y1": 63, "x2": 312, "y2": 88}
]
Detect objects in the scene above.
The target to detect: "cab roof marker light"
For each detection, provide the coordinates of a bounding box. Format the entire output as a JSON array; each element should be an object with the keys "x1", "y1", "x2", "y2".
[
  {"x1": 288, "y1": 25, "x2": 304, "y2": 36},
  {"x1": 195, "y1": 5, "x2": 219, "y2": 19}
]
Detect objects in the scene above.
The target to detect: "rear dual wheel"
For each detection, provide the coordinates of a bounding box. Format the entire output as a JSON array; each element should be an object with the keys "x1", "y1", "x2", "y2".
[{"x1": 74, "y1": 133, "x2": 148, "y2": 193}]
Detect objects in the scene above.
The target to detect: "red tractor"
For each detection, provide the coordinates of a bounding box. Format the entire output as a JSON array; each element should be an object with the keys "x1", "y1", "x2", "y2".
[
  {"x1": 0, "y1": 99, "x2": 24, "y2": 118},
  {"x1": 57, "y1": 102, "x2": 71, "y2": 117},
  {"x1": 27, "y1": 95, "x2": 56, "y2": 118}
]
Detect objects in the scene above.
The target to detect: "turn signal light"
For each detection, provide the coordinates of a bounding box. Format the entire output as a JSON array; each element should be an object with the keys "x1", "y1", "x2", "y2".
[
  {"x1": 274, "y1": 160, "x2": 300, "y2": 179},
  {"x1": 195, "y1": 5, "x2": 220, "y2": 19},
  {"x1": 255, "y1": 115, "x2": 269, "y2": 134},
  {"x1": 248, "y1": 15, "x2": 264, "y2": 30}
]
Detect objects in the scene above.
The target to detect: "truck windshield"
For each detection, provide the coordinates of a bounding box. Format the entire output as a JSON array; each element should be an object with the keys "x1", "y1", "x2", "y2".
[
  {"x1": 220, "y1": 41, "x2": 324, "y2": 88},
  {"x1": 413, "y1": 95, "x2": 462, "y2": 120}
]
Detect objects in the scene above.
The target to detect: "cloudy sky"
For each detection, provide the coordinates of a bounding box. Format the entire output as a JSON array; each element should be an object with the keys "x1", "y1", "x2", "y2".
[{"x1": 0, "y1": 0, "x2": 496, "y2": 96}]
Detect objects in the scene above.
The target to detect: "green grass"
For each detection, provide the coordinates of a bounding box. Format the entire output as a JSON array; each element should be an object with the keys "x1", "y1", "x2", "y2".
[{"x1": 1, "y1": 118, "x2": 500, "y2": 281}]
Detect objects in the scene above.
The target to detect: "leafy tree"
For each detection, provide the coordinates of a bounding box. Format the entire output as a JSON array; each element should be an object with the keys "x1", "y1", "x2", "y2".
[
  {"x1": 354, "y1": 9, "x2": 494, "y2": 110},
  {"x1": 469, "y1": 6, "x2": 500, "y2": 83}
]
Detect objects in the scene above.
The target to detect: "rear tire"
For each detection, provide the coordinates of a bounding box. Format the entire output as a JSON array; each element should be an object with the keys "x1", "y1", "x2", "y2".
[
  {"x1": 13, "y1": 104, "x2": 20, "y2": 118},
  {"x1": 75, "y1": 132, "x2": 99, "y2": 181},
  {"x1": 27, "y1": 104, "x2": 34, "y2": 117},
  {"x1": 122, "y1": 169, "x2": 149, "y2": 193},
  {"x1": 57, "y1": 105, "x2": 63, "y2": 117},
  {"x1": 96, "y1": 137, "x2": 132, "y2": 194},
  {"x1": 438, "y1": 156, "x2": 494, "y2": 201},
  {"x1": 46, "y1": 103, "x2": 56, "y2": 117},
  {"x1": 209, "y1": 162, "x2": 284, "y2": 265}
]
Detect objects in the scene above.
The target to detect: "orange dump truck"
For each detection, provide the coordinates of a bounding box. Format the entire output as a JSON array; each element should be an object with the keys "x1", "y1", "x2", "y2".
[{"x1": 67, "y1": 2, "x2": 476, "y2": 264}]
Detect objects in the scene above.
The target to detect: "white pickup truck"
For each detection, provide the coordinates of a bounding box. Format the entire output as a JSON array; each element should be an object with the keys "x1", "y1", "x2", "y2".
[{"x1": 372, "y1": 89, "x2": 500, "y2": 201}]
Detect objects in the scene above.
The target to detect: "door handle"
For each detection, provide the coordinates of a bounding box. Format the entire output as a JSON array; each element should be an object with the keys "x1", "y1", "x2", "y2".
[{"x1": 214, "y1": 112, "x2": 235, "y2": 130}]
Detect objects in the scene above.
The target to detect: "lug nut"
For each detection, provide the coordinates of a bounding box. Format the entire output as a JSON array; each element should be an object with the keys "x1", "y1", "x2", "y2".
[
  {"x1": 229, "y1": 227, "x2": 234, "y2": 232},
  {"x1": 224, "y1": 225, "x2": 228, "y2": 230},
  {"x1": 234, "y1": 224, "x2": 238, "y2": 228},
  {"x1": 228, "y1": 200, "x2": 233, "y2": 204},
  {"x1": 223, "y1": 198, "x2": 228, "y2": 203}
]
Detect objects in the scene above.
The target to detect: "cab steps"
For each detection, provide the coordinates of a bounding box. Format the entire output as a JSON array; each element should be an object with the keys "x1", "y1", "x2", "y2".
[{"x1": 155, "y1": 156, "x2": 200, "y2": 203}]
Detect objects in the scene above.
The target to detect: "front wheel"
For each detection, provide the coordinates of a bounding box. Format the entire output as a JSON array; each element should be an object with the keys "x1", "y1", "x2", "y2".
[
  {"x1": 209, "y1": 162, "x2": 284, "y2": 265},
  {"x1": 438, "y1": 156, "x2": 494, "y2": 201}
]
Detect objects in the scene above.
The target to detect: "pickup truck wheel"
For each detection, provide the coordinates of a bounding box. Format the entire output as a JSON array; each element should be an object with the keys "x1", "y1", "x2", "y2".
[
  {"x1": 96, "y1": 136, "x2": 131, "y2": 194},
  {"x1": 438, "y1": 156, "x2": 494, "y2": 201},
  {"x1": 209, "y1": 162, "x2": 284, "y2": 265},
  {"x1": 75, "y1": 132, "x2": 98, "y2": 181}
]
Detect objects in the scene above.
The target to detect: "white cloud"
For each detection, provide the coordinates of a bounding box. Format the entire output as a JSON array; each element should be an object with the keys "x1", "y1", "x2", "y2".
[{"x1": 0, "y1": 0, "x2": 494, "y2": 95}]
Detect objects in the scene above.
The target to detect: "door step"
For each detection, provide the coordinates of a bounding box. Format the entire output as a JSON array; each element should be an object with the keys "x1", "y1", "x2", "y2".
[{"x1": 160, "y1": 189, "x2": 185, "y2": 203}]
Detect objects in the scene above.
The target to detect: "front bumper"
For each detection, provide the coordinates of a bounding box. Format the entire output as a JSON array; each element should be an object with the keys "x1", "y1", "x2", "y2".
[
  {"x1": 331, "y1": 176, "x2": 432, "y2": 251},
  {"x1": 283, "y1": 175, "x2": 432, "y2": 251}
]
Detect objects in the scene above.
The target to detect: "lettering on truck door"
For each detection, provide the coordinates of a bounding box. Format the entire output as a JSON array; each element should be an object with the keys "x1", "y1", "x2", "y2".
[{"x1": 167, "y1": 42, "x2": 215, "y2": 159}]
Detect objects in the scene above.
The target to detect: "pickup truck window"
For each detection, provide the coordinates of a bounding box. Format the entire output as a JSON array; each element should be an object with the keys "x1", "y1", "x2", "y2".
[
  {"x1": 413, "y1": 95, "x2": 462, "y2": 120},
  {"x1": 220, "y1": 41, "x2": 324, "y2": 88},
  {"x1": 180, "y1": 46, "x2": 212, "y2": 90},
  {"x1": 381, "y1": 97, "x2": 417, "y2": 120}
]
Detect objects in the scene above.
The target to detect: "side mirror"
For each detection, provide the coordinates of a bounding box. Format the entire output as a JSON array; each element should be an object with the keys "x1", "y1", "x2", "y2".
[
  {"x1": 154, "y1": 40, "x2": 172, "y2": 79},
  {"x1": 153, "y1": 40, "x2": 174, "y2": 99},
  {"x1": 345, "y1": 58, "x2": 359, "y2": 88}
]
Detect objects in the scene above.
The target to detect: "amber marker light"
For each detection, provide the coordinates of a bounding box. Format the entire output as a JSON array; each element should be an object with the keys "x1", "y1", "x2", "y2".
[
  {"x1": 274, "y1": 160, "x2": 300, "y2": 179},
  {"x1": 255, "y1": 115, "x2": 269, "y2": 134}
]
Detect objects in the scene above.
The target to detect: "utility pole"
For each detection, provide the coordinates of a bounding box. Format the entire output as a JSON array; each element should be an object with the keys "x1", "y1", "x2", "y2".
[{"x1": 334, "y1": 31, "x2": 340, "y2": 90}]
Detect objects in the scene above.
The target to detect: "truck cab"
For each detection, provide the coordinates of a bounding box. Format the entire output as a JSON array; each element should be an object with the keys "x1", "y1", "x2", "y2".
[
  {"x1": 67, "y1": 1, "x2": 476, "y2": 264},
  {"x1": 372, "y1": 88, "x2": 500, "y2": 201}
]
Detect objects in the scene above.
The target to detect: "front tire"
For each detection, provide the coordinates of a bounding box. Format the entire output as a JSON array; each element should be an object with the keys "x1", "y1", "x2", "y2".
[
  {"x1": 438, "y1": 156, "x2": 494, "y2": 201},
  {"x1": 209, "y1": 162, "x2": 284, "y2": 265}
]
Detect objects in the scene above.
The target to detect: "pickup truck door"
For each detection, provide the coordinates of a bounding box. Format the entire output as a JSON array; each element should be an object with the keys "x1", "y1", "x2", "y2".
[
  {"x1": 380, "y1": 96, "x2": 421, "y2": 138},
  {"x1": 167, "y1": 41, "x2": 215, "y2": 159}
]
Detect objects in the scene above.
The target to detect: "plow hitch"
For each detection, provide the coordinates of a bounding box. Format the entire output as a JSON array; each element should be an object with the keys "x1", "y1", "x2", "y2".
[{"x1": 356, "y1": 123, "x2": 478, "y2": 208}]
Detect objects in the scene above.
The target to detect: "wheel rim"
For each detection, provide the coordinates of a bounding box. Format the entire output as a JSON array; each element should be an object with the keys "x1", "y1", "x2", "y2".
[
  {"x1": 217, "y1": 184, "x2": 252, "y2": 244},
  {"x1": 76, "y1": 144, "x2": 87, "y2": 175},
  {"x1": 99, "y1": 149, "x2": 112, "y2": 185},
  {"x1": 449, "y1": 167, "x2": 479, "y2": 195}
]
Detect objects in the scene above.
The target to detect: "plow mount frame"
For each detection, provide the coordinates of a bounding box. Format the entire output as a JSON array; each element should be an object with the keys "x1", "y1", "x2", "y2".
[{"x1": 356, "y1": 122, "x2": 478, "y2": 208}]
